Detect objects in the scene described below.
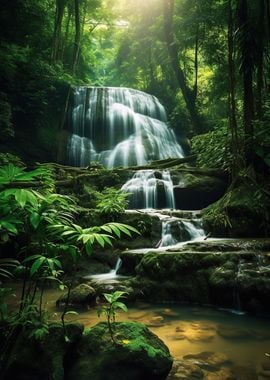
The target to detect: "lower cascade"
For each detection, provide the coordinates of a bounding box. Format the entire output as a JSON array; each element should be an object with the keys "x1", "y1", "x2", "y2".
[
  {"x1": 66, "y1": 87, "x2": 184, "y2": 168},
  {"x1": 121, "y1": 169, "x2": 175, "y2": 209},
  {"x1": 159, "y1": 218, "x2": 205, "y2": 247}
]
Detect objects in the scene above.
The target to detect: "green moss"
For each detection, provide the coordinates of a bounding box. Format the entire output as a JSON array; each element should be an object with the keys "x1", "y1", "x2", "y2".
[
  {"x1": 202, "y1": 182, "x2": 270, "y2": 237},
  {"x1": 67, "y1": 322, "x2": 172, "y2": 380}
]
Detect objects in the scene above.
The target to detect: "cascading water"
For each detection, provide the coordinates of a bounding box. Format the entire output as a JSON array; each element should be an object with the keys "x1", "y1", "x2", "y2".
[
  {"x1": 121, "y1": 169, "x2": 175, "y2": 209},
  {"x1": 67, "y1": 87, "x2": 184, "y2": 168},
  {"x1": 68, "y1": 86, "x2": 206, "y2": 274},
  {"x1": 159, "y1": 218, "x2": 205, "y2": 247}
]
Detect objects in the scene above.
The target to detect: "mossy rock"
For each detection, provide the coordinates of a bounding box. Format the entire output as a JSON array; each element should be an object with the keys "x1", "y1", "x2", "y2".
[
  {"x1": 66, "y1": 322, "x2": 173, "y2": 380},
  {"x1": 203, "y1": 183, "x2": 270, "y2": 237},
  {"x1": 171, "y1": 169, "x2": 228, "y2": 210},
  {"x1": 56, "y1": 284, "x2": 96, "y2": 308},
  {"x1": 127, "y1": 247, "x2": 270, "y2": 312}
]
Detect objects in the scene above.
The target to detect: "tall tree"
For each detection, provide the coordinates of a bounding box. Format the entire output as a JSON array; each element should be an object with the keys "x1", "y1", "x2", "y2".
[
  {"x1": 237, "y1": 0, "x2": 255, "y2": 165},
  {"x1": 162, "y1": 0, "x2": 204, "y2": 134},
  {"x1": 51, "y1": 0, "x2": 69, "y2": 64},
  {"x1": 228, "y1": 0, "x2": 241, "y2": 177}
]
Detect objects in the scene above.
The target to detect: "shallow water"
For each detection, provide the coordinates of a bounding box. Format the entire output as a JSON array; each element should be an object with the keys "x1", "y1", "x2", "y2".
[{"x1": 7, "y1": 285, "x2": 270, "y2": 378}]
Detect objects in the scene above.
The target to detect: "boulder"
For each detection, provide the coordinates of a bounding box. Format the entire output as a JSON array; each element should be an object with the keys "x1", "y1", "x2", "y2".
[
  {"x1": 56, "y1": 284, "x2": 96, "y2": 308},
  {"x1": 66, "y1": 321, "x2": 173, "y2": 380}
]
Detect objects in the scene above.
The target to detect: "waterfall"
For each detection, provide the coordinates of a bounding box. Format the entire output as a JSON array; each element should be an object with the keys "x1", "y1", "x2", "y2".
[
  {"x1": 121, "y1": 170, "x2": 175, "y2": 209},
  {"x1": 159, "y1": 218, "x2": 206, "y2": 247},
  {"x1": 159, "y1": 221, "x2": 178, "y2": 247},
  {"x1": 67, "y1": 87, "x2": 184, "y2": 168},
  {"x1": 83, "y1": 258, "x2": 123, "y2": 281}
]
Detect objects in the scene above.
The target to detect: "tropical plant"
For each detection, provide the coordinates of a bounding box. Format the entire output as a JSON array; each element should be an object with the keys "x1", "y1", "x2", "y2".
[
  {"x1": 191, "y1": 127, "x2": 244, "y2": 171},
  {"x1": 50, "y1": 222, "x2": 139, "y2": 335},
  {"x1": 98, "y1": 291, "x2": 128, "y2": 344},
  {"x1": 96, "y1": 187, "x2": 129, "y2": 220}
]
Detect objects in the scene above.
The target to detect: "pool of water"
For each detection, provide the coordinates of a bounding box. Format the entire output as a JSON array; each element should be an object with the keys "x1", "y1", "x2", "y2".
[{"x1": 6, "y1": 285, "x2": 270, "y2": 379}]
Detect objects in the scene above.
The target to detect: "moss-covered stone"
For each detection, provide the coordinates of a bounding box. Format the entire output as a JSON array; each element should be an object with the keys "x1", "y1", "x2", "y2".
[
  {"x1": 66, "y1": 322, "x2": 173, "y2": 380},
  {"x1": 203, "y1": 183, "x2": 270, "y2": 237},
  {"x1": 56, "y1": 284, "x2": 96, "y2": 308},
  {"x1": 126, "y1": 241, "x2": 270, "y2": 313}
]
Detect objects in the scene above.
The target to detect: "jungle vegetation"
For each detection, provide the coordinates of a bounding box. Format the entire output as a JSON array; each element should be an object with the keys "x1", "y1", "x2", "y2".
[
  {"x1": 0, "y1": 1, "x2": 270, "y2": 376},
  {"x1": 0, "y1": 0, "x2": 269, "y2": 175}
]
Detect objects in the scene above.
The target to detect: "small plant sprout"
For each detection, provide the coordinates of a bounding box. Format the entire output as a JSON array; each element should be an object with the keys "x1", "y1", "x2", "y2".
[{"x1": 98, "y1": 291, "x2": 128, "y2": 344}]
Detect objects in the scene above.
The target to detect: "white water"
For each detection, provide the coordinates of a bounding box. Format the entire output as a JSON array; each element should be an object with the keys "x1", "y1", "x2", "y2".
[
  {"x1": 121, "y1": 170, "x2": 175, "y2": 209},
  {"x1": 67, "y1": 87, "x2": 184, "y2": 168},
  {"x1": 159, "y1": 218, "x2": 206, "y2": 248},
  {"x1": 83, "y1": 258, "x2": 124, "y2": 281}
]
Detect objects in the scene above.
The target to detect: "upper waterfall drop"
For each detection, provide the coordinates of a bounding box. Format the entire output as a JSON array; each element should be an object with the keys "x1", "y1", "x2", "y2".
[{"x1": 67, "y1": 87, "x2": 184, "y2": 168}]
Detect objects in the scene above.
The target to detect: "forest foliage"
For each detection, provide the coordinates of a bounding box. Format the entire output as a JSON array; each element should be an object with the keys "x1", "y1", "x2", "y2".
[{"x1": 0, "y1": 0, "x2": 269, "y2": 180}]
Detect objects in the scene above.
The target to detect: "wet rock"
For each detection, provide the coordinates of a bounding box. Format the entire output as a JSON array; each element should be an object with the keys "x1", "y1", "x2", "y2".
[
  {"x1": 205, "y1": 367, "x2": 236, "y2": 380},
  {"x1": 56, "y1": 284, "x2": 96, "y2": 308},
  {"x1": 175, "y1": 326, "x2": 185, "y2": 333},
  {"x1": 160, "y1": 308, "x2": 178, "y2": 317},
  {"x1": 165, "y1": 334, "x2": 186, "y2": 341},
  {"x1": 146, "y1": 315, "x2": 166, "y2": 327},
  {"x1": 183, "y1": 351, "x2": 231, "y2": 371},
  {"x1": 166, "y1": 360, "x2": 204, "y2": 379},
  {"x1": 185, "y1": 329, "x2": 215, "y2": 342},
  {"x1": 66, "y1": 322, "x2": 173, "y2": 380},
  {"x1": 190, "y1": 322, "x2": 216, "y2": 331},
  {"x1": 173, "y1": 172, "x2": 228, "y2": 210},
  {"x1": 130, "y1": 242, "x2": 270, "y2": 313}
]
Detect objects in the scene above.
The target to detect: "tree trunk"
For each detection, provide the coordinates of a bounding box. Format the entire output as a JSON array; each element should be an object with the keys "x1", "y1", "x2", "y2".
[
  {"x1": 71, "y1": 0, "x2": 81, "y2": 74},
  {"x1": 228, "y1": 0, "x2": 242, "y2": 177},
  {"x1": 237, "y1": 0, "x2": 254, "y2": 165},
  {"x1": 162, "y1": 0, "x2": 204, "y2": 134},
  {"x1": 51, "y1": 0, "x2": 68, "y2": 64},
  {"x1": 61, "y1": 2, "x2": 73, "y2": 61},
  {"x1": 193, "y1": 24, "x2": 199, "y2": 101},
  {"x1": 255, "y1": 0, "x2": 265, "y2": 119}
]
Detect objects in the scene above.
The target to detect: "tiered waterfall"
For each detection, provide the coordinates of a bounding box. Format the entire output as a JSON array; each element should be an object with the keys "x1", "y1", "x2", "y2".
[{"x1": 67, "y1": 87, "x2": 184, "y2": 168}]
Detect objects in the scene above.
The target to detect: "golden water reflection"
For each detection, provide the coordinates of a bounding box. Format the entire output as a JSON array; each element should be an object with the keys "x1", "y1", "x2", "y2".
[{"x1": 7, "y1": 284, "x2": 270, "y2": 377}]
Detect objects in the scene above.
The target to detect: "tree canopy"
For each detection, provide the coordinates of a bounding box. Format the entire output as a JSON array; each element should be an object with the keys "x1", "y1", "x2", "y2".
[{"x1": 0, "y1": 0, "x2": 269, "y2": 178}]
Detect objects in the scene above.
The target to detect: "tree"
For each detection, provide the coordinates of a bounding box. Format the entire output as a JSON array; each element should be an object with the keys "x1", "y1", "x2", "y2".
[{"x1": 162, "y1": 0, "x2": 205, "y2": 134}]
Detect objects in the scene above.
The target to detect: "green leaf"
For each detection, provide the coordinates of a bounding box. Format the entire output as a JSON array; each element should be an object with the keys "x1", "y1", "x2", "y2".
[
  {"x1": 0, "y1": 268, "x2": 14, "y2": 279},
  {"x1": 61, "y1": 230, "x2": 77, "y2": 237},
  {"x1": 0, "y1": 221, "x2": 18, "y2": 234},
  {"x1": 15, "y1": 189, "x2": 27, "y2": 208},
  {"x1": 72, "y1": 224, "x2": 83, "y2": 234},
  {"x1": 108, "y1": 224, "x2": 121, "y2": 238},
  {"x1": 23, "y1": 254, "x2": 43, "y2": 263},
  {"x1": 53, "y1": 258, "x2": 62, "y2": 269},
  {"x1": 111, "y1": 291, "x2": 128, "y2": 301},
  {"x1": 93, "y1": 233, "x2": 105, "y2": 247},
  {"x1": 30, "y1": 212, "x2": 41, "y2": 229},
  {"x1": 100, "y1": 225, "x2": 113, "y2": 233},
  {"x1": 113, "y1": 302, "x2": 128, "y2": 312},
  {"x1": 101, "y1": 235, "x2": 113, "y2": 246},
  {"x1": 30, "y1": 257, "x2": 46, "y2": 276},
  {"x1": 104, "y1": 293, "x2": 113, "y2": 303},
  {"x1": 85, "y1": 242, "x2": 93, "y2": 256}
]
